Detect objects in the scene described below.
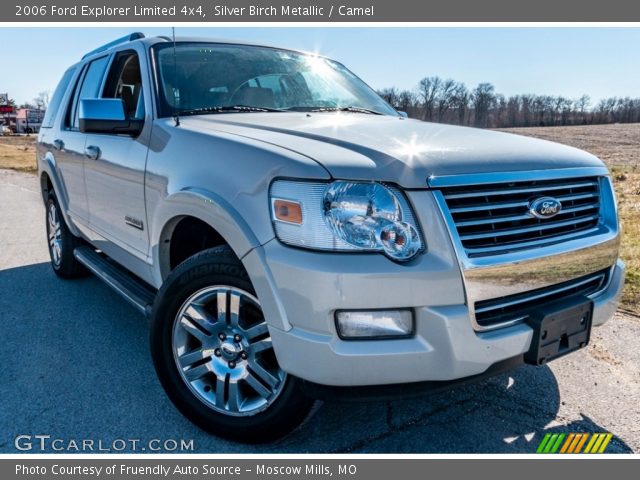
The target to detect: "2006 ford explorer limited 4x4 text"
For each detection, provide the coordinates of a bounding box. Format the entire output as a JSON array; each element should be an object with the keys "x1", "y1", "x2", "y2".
[{"x1": 37, "y1": 33, "x2": 624, "y2": 442}]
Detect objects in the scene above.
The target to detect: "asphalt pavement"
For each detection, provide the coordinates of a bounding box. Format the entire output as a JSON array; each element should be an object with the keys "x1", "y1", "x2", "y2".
[{"x1": 0, "y1": 168, "x2": 638, "y2": 453}]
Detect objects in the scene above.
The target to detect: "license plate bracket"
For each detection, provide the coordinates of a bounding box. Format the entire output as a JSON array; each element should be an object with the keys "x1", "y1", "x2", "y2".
[{"x1": 524, "y1": 295, "x2": 594, "y2": 366}]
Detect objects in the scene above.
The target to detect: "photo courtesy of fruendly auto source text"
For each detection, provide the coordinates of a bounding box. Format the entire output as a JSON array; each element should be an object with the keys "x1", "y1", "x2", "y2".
[{"x1": 0, "y1": 0, "x2": 639, "y2": 478}]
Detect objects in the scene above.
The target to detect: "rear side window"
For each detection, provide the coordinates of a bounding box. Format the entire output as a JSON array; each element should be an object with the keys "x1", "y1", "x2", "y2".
[
  {"x1": 66, "y1": 55, "x2": 110, "y2": 130},
  {"x1": 41, "y1": 67, "x2": 76, "y2": 129}
]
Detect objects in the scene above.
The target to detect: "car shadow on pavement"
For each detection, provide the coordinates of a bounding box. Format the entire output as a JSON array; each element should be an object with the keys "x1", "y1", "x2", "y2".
[{"x1": 0, "y1": 262, "x2": 633, "y2": 454}]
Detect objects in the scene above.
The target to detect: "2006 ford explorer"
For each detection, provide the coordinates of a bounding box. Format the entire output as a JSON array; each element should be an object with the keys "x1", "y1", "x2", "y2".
[{"x1": 37, "y1": 33, "x2": 624, "y2": 442}]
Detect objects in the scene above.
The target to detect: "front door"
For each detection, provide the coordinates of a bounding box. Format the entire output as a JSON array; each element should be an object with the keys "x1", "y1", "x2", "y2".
[{"x1": 83, "y1": 49, "x2": 149, "y2": 256}]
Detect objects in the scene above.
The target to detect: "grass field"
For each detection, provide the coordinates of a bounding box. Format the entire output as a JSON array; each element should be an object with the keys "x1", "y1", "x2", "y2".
[
  {"x1": 1, "y1": 125, "x2": 638, "y2": 313},
  {"x1": 0, "y1": 135, "x2": 37, "y2": 172}
]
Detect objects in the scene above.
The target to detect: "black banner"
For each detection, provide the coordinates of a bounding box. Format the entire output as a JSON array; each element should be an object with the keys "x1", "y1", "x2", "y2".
[{"x1": 5, "y1": 0, "x2": 640, "y2": 22}]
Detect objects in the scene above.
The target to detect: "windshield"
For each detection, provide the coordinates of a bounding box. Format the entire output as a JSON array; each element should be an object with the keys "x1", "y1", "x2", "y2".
[{"x1": 152, "y1": 42, "x2": 397, "y2": 117}]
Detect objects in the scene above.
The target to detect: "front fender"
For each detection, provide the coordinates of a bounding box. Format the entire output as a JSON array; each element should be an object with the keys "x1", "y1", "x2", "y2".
[{"x1": 149, "y1": 187, "x2": 269, "y2": 286}]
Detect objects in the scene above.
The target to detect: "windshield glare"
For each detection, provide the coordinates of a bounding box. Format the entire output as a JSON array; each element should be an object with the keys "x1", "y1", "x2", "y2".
[{"x1": 153, "y1": 43, "x2": 396, "y2": 116}]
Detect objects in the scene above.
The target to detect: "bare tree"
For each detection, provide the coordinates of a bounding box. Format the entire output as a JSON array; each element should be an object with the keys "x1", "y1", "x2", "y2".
[
  {"x1": 472, "y1": 83, "x2": 496, "y2": 128},
  {"x1": 376, "y1": 77, "x2": 640, "y2": 128},
  {"x1": 418, "y1": 76, "x2": 442, "y2": 121},
  {"x1": 435, "y1": 79, "x2": 456, "y2": 122},
  {"x1": 33, "y1": 91, "x2": 50, "y2": 111},
  {"x1": 377, "y1": 87, "x2": 400, "y2": 108}
]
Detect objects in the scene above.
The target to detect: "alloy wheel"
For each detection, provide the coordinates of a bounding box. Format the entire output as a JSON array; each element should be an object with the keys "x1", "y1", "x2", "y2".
[{"x1": 171, "y1": 286, "x2": 286, "y2": 417}]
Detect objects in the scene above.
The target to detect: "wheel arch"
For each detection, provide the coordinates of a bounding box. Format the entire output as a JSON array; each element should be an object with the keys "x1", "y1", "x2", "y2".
[
  {"x1": 151, "y1": 188, "x2": 291, "y2": 331},
  {"x1": 151, "y1": 187, "x2": 269, "y2": 284},
  {"x1": 39, "y1": 157, "x2": 81, "y2": 237}
]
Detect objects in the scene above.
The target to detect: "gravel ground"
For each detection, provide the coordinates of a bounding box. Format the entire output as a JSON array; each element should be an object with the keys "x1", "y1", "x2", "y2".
[{"x1": 0, "y1": 169, "x2": 638, "y2": 453}]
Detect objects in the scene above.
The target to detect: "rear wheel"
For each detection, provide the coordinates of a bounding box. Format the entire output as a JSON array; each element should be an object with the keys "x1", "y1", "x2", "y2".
[
  {"x1": 45, "y1": 195, "x2": 86, "y2": 279},
  {"x1": 150, "y1": 246, "x2": 314, "y2": 443}
]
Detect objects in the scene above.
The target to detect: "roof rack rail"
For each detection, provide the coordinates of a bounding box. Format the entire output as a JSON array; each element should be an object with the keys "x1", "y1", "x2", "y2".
[{"x1": 82, "y1": 32, "x2": 145, "y2": 60}]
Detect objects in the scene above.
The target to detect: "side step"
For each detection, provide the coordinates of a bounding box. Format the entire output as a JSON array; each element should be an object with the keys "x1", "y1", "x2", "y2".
[{"x1": 74, "y1": 245, "x2": 156, "y2": 318}]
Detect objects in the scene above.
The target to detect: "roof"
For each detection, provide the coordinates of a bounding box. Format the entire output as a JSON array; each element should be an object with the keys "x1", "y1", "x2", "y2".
[{"x1": 81, "y1": 33, "x2": 321, "y2": 62}]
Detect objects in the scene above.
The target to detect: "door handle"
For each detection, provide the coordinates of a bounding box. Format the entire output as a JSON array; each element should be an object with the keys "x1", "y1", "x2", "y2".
[
  {"x1": 85, "y1": 145, "x2": 101, "y2": 160},
  {"x1": 52, "y1": 139, "x2": 64, "y2": 151}
]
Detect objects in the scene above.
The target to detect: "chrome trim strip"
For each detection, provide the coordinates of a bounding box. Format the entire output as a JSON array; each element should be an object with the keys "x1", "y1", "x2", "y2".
[
  {"x1": 450, "y1": 200, "x2": 529, "y2": 213},
  {"x1": 475, "y1": 273, "x2": 606, "y2": 315},
  {"x1": 447, "y1": 192, "x2": 598, "y2": 214},
  {"x1": 442, "y1": 180, "x2": 598, "y2": 199},
  {"x1": 458, "y1": 214, "x2": 600, "y2": 241},
  {"x1": 474, "y1": 272, "x2": 608, "y2": 331},
  {"x1": 428, "y1": 166, "x2": 610, "y2": 188},
  {"x1": 464, "y1": 227, "x2": 602, "y2": 255},
  {"x1": 455, "y1": 203, "x2": 599, "y2": 227}
]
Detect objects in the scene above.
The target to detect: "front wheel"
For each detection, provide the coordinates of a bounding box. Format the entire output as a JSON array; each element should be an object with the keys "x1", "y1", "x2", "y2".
[{"x1": 150, "y1": 246, "x2": 314, "y2": 443}]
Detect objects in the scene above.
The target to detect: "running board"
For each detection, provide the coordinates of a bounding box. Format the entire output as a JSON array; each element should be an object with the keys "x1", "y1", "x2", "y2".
[{"x1": 74, "y1": 245, "x2": 156, "y2": 318}]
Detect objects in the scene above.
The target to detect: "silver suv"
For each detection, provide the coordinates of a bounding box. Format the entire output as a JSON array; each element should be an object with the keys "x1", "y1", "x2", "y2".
[{"x1": 37, "y1": 33, "x2": 624, "y2": 442}]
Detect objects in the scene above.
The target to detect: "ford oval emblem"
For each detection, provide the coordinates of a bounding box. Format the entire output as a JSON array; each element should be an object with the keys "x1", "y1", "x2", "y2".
[{"x1": 529, "y1": 197, "x2": 562, "y2": 219}]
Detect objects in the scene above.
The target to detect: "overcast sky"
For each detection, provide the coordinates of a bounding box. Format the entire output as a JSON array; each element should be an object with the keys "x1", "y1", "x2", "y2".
[{"x1": 0, "y1": 27, "x2": 638, "y2": 105}]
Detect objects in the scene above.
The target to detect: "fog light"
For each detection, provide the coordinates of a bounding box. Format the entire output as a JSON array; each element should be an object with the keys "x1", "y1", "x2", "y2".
[{"x1": 335, "y1": 310, "x2": 413, "y2": 339}]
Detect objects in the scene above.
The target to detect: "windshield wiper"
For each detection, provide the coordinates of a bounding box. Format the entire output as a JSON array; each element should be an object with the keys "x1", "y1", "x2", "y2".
[
  {"x1": 178, "y1": 105, "x2": 285, "y2": 116},
  {"x1": 308, "y1": 106, "x2": 384, "y2": 115}
]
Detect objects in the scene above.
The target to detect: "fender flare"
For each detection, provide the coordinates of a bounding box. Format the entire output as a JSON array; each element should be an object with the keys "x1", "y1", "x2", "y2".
[
  {"x1": 150, "y1": 188, "x2": 291, "y2": 331},
  {"x1": 40, "y1": 153, "x2": 82, "y2": 237},
  {"x1": 150, "y1": 186, "x2": 264, "y2": 283}
]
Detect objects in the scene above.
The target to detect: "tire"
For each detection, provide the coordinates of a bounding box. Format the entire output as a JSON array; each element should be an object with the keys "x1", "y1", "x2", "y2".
[
  {"x1": 150, "y1": 245, "x2": 314, "y2": 443},
  {"x1": 45, "y1": 195, "x2": 86, "y2": 279}
]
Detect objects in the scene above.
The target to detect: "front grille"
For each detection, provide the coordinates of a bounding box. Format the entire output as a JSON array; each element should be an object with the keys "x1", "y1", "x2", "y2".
[
  {"x1": 440, "y1": 177, "x2": 602, "y2": 256},
  {"x1": 474, "y1": 269, "x2": 609, "y2": 330}
]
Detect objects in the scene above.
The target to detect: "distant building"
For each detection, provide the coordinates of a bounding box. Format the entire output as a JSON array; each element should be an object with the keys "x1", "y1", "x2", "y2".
[{"x1": 15, "y1": 108, "x2": 45, "y2": 134}]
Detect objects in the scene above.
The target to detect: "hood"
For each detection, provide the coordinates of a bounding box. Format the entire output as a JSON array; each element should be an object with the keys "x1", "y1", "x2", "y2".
[{"x1": 179, "y1": 113, "x2": 605, "y2": 188}]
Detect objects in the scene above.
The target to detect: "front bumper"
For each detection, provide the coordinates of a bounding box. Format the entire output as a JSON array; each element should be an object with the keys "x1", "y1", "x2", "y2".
[
  {"x1": 244, "y1": 237, "x2": 624, "y2": 387},
  {"x1": 240, "y1": 182, "x2": 624, "y2": 389}
]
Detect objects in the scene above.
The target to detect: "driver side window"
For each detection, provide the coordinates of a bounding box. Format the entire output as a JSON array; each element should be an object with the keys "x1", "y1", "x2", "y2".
[{"x1": 102, "y1": 50, "x2": 145, "y2": 121}]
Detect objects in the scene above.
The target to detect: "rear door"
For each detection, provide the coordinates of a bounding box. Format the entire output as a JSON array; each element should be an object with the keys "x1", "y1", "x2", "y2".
[{"x1": 82, "y1": 48, "x2": 150, "y2": 257}]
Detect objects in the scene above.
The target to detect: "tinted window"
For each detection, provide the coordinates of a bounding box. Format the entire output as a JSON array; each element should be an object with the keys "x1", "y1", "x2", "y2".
[
  {"x1": 41, "y1": 67, "x2": 76, "y2": 129},
  {"x1": 103, "y1": 51, "x2": 144, "y2": 120},
  {"x1": 152, "y1": 43, "x2": 396, "y2": 117},
  {"x1": 66, "y1": 55, "x2": 109, "y2": 130}
]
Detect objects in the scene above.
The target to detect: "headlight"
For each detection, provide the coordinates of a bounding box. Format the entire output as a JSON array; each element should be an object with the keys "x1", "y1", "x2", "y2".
[{"x1": 270, "y1": 180, "x2": 424, "y2": 261}]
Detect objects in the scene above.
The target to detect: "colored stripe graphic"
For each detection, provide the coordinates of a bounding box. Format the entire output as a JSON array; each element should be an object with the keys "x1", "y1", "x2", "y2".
[
  {"x1": 550, "y1": 434, "x2": 566, "y2": 453},
  {"x1": 544, "y1": 434, "x2": 559, "y2": 453},
  {"x1": 574, "y1": 433, "x2": 589, "y2": 453},
  {"x1": 598, "y1": 434, "x2": 613, "y2": 453},
  {"x1": 591, "y1": 433, "x2": 607, "y2": 453},
  {"x1": 584, "y1": 434, "x2": 599, "y2": 453},
  {"x1": 568, "y1": 433, "x2": 584, "y2": 453},
  {"x1": 537, "y1": 433, "x2": 612, "y2": 454},
  {"x1": 560, "y1": 433, "x2": 575, "y2": 453},
  {"x1": 537, "y1": 434, "x2": 552, "y2": 453}
]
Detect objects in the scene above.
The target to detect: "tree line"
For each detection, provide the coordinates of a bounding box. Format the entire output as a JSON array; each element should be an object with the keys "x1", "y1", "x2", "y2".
[{"x1": 378, "y1": 77, "x2": 640, "y2": 128}]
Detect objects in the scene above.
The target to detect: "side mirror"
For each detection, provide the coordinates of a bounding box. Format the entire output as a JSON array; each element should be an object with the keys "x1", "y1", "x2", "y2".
[
  {"x1": 397, "y1": 111, "x2": 409, "y2": 118},
  {"x1": 79, "y1": 98, "x2": 143, "y2": 136}
]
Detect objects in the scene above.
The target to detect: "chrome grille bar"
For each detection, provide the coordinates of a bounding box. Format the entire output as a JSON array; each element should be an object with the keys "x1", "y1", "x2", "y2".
[
  {"x1": 439, "y1": 176, "x2": 603, "y2": 257},
  {"x1": 474, "y1": 270, "x2": 609, "y2": 330}
]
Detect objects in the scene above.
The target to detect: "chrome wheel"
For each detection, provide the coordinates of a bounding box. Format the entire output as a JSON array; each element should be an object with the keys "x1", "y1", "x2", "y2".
[
  {"x1": 47, "y1": 201, "x2": 62, "y2": 266},
  {"x1": 172, "y1": 286, "x2": 286, "y2": 417}
]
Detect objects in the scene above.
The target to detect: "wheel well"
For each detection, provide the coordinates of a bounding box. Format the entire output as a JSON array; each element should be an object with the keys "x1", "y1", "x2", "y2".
[
  {"x1": 165, "y1": 216, "x2": 228, "y2": 272},
  {"x1": 40, "y1": 172, "x2": 53, "y2": 202}
]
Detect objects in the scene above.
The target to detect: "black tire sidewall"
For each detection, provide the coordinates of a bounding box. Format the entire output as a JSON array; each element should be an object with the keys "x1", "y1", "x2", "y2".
[
  {"x1": 46, "y1": 195, "x2": 84, "y2": 278},
  {"x1": 150, "y1": 247, "x2": 313, "y2": 443}
]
